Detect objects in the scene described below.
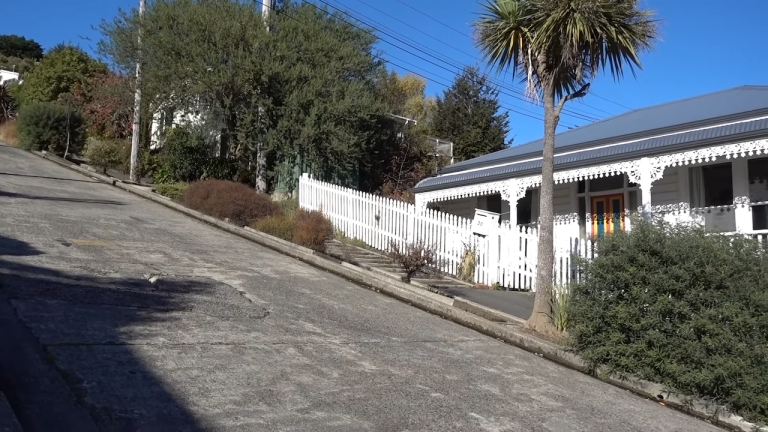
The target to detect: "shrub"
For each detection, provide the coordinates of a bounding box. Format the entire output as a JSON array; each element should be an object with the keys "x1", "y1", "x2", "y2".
[
  {"x1": 180, "y1": 179, "x2": 281, "y2": 227},
  {"x1": 254, "y1": 215, "x2": 296, "y2": 242},
  {"x1": 162, "y1": 127, "x2": 210, "y2": 182},
  {"x1": 569, "y1": 219, "x2": 768, "y2": 424},
  {"x1": 388, "y1": 239, "x2": 440, "y2": 283},
  {"x1": 203, "y1": 157, "x2": 238, "y2": 181},
  {"x1": 457, "y1": 243, "x2": 476, "y2": 282},
  {"x1": 85, "y1": 138, "x2": 121, "y2": 173},
  {"x1": 293, "y1": 209, "x2": 334, "y2": 253},
  {"x1": 154, "y1": 182, "x2": 189, "y2": 201},
  {"x1": 1, "y1": 82, "x2": 16, "y2": 123},
  {"x1": 0, "y1": 119, "x2": 19, "y2": 147},
  {"x1": 17, "y1": 101, "x2": 86, "y2": 155},
  {"x1": 550, "y1": 284, "x2": 571, "y2": 332},
  {"x1": 275, "y1": 198, "x2": 299, "y2": 218}
]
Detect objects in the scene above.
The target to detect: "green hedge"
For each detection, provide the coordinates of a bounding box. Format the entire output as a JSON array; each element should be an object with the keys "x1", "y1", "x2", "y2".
[
  {"x1": 162, "y1": 127, "x2": 210, "y2": 182},
  {"x1": 18, "y1": 102, "x2": 86, "y2": 155},
  {"x1": 569, "y1": 219, "x2": 768, "y2": 424}
]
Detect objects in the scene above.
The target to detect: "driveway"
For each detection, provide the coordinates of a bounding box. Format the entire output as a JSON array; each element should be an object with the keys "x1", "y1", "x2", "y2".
[{"x1": 0, "y1": 144, "x2": 721, "y2": 431}]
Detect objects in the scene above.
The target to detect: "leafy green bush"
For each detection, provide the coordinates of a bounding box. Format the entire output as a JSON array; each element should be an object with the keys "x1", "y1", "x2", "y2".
[
  {"x1": 293, "y1": 209, "x2": 334, "y2": 253},
  {"x1": 569, "y1": 219, "x2": 768, "y2": 424},
  {"x1": 154, "y1": 182, "x2": 189, "y2": 200},
  {"x1": 17, "y1": 102, "x2": 86, "y2": 155},
  {"x1": 162, "y1": 127, "x2": 211, "y2": 182},
  {"x1": 153, "y1": 164, "x2": 174, "y2": 185},
  {"x1": 180, "y1": 179, "x2": 282, "y2": 227},
  {"x1": 203, "y1": 157, "x2": 238, "y2": 181},
  {"x1": 85, "y1": 138, "x2": 121, "y2": 173},
  {"x1": 254, "y1": 215, "x2": 296, "y2": 242}
]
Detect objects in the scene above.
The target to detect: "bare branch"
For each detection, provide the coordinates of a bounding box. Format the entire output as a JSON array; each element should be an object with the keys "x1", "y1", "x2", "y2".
[{"x1": 555, "y1": 82, "x2": 590, "y2": 117}]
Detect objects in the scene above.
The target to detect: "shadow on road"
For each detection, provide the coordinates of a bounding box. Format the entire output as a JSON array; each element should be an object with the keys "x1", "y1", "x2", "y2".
[
  {"x1": 0, "y1": 190, "x2": 125, "y2": 206},
  {"x1": 0, "y1": 235, "x2": 209, "y2": 431},
  {"x1": 0, "y1": 171, "x2": 97, "y2": 184}
]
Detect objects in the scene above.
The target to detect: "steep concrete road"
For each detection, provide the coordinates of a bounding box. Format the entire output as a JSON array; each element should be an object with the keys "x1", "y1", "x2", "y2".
[{"x1": 0, "y1": 143, "x2": 720, "y2": 431}]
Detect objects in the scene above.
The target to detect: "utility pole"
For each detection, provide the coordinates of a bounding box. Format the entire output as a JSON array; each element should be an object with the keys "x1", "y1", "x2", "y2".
[
  {"x1": 129, "y1": 0, "x2": 146, "y2": 183},
  {"x1": 255, "y1": 0, "x2": 271, "y2": 193}
]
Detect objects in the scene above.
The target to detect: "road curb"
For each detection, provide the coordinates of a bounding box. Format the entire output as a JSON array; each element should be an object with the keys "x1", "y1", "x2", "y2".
[{"x1": 29, "y1": 148, "x2": 764, "y2": 432}]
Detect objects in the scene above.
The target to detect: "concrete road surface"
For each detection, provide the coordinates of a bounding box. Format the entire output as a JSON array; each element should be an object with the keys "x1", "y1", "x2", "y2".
[{"x1": 0, "y1": 143, "x2": 721, "y2": 432}]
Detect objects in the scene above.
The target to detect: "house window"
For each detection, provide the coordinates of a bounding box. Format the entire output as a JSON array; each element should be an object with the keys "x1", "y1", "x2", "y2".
[
  {"x1": 689, "y1": 163, "x2": 736, "y2": 232},
  {"x1": 517, "y1": 190, "x2": 534, "y2": 225},
  {"x1": 702, "y1": 163, "x2": 734, "y2": 206},
  {"x1": 485, "y1": 194, "x2": 502, "y2": 214},
  {"x1": 749, "y1": 157, "x2": 768, "y2": 230}
]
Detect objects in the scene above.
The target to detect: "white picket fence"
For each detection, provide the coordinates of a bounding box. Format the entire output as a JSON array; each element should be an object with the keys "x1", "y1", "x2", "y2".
[{"x1": 299, "y1": 174, "x2": 593, "y2": 291}]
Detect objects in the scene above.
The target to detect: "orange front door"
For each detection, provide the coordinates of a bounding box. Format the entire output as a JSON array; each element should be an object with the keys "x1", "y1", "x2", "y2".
[{"x1": 591, "y1": 194, "x2": 624, "y2": 238}]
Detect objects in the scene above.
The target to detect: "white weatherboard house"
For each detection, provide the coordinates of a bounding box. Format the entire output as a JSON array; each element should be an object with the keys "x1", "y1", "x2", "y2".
[
  {"x1": 413, "y1": 86, "x2": 768, "y2": 239},
  {"x1": 300, "y1": 86, "x2": 768, "y2": 291}
]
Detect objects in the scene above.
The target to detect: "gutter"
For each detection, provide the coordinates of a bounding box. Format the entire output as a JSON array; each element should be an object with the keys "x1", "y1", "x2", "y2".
[
  {"x1": 414, "y1": 128, "x2": 768, "y2": 193},
  {"x1": 440, "y1": 108, "x2": 768, "y2": 175}
]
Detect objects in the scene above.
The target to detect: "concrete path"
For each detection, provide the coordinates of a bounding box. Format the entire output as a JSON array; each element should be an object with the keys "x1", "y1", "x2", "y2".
[
  {"x1": 0, "y1": 143, "x2": 721, "y2": 432},
  {"x1": 325, "y1": 241, "x2": 535, "y2": 321},
  {"x1": 438, "y1": 287, "x2": 534, "y2": 320}
]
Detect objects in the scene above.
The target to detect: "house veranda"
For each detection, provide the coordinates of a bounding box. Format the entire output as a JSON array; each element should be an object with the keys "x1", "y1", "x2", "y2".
[{"x1": 300, "y1": 86, "x2": 768, "y2": 291}]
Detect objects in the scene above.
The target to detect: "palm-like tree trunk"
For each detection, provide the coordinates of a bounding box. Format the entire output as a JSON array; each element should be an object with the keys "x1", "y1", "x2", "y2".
[{"x1": 527, "y1": 81, "x2": 557, "y2": 334}]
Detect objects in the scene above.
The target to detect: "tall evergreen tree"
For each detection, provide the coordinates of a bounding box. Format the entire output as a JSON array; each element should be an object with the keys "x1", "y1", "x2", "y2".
[
  {"x1": 432, "y1": 66, "x2": 510, "y2": 162},
  {"x1": 0, "y1": 35, "x2": 43, "y2": 60},
  {"x1": 98, "y1": 0, "x2": 389, "y2": 191}
]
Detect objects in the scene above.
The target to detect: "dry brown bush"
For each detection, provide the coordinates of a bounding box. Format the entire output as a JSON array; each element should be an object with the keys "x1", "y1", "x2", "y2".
[
  {"x1": 293, "y1": 209, "x2": 334, "y2": 253},
  {"x1": 0, "y1": 120, "x2": 19, "y2": 147},
  {"x1": 181, "y1": 179, "x2": 282, "y2": 227}
]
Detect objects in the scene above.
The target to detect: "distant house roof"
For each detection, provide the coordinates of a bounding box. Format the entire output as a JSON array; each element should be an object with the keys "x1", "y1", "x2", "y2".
[{"x1": 414, "y1": 86, "x2": 768, "y2": 192}]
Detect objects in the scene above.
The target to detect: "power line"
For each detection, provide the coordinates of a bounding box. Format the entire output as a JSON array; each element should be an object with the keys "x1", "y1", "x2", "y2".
[
  {"x1": 306, "y1": 0, "x2": 584, "y2": 127},
  {"x1": 392, "y1": 0, "x2": 471, "y2": 39},
  {"x1": 314, "y1": 0, "x2": 598, "y2": 125},
  {"x1": 322, "y1": 0, "x2": 602, "y2": 124},
  {"x1": 351, "y1": 0, "x2": 608, "y2": 122},
  {"x1": 387, "y1": 0, "x2": 631, "y2": 114},
  {"x1": 591, "y1": 93, "x2": 634, "y2": 110},
  {"x1": 265, "y1": 1, "x2": 575, "y2": 130}
]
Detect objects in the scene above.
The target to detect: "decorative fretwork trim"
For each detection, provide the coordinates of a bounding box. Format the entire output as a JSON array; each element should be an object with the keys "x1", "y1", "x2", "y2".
[{"x1": 418, "y1": 139, "x2": 768, "y2": 206}]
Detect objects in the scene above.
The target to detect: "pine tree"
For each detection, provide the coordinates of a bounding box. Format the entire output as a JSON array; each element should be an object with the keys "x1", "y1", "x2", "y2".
[{"x1": 432, "y1": 66, "x2": 510, "y2": 162}]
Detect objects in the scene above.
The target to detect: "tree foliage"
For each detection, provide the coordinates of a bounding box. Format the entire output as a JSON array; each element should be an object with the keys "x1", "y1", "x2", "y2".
[
  {"x1": 372, "y1": 72, "x2": 440, "y2": 200},
  {"x1": 432, "y1": 66, "x2": 509, "y2": 162},
  {"x1": 0, "y1": 35, "x2": 43, "y2": 60},
  {"x1": 15, "y1": 45, "x2": 108, "y2": 105},
  {"x1": 264, "y1": 2, "x2": 389, "y2": 191},
  {"x1": 0, "y1": 54, "x2": 36, "y2": 77},
  {"x1": 99, "y1": 0, "x2": 391, "y2": 193},
  {"x1": 570, "y1": 220, "x2": 768, "y2": 424},
  {"x1": 17, "y1": 101, "x2": 86, "y2": 155},
  {"x1": 67, "y1": 72, "x2": 133, "y2": 140}
]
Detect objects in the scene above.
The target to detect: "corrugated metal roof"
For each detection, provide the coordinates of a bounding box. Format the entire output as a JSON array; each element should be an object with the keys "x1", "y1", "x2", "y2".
[
  {"x1": 414, "y1": 116, "x2": 768, "y2": 191},
  {"x1": 440, "y1": 86, "x2": 768, "y2": 175}
]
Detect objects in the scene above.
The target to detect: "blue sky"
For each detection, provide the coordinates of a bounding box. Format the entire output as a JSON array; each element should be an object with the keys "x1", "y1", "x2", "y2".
[{"x1": 4, "y1": 0, "x2": 768, "y2": 144}]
